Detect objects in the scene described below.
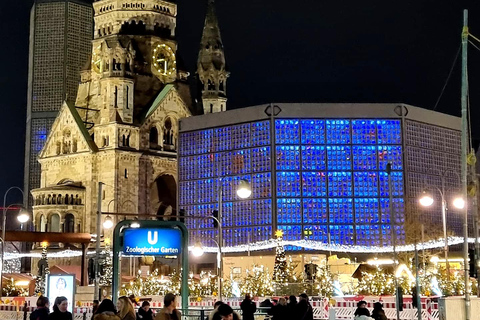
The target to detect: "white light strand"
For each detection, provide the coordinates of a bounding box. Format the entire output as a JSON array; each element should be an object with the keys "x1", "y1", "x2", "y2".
[
  {"x1": 3, "y1": 237, "x2": 476, "y2": 260},
  {"x1": 190, "y1": 236, "x2": 475, "y2": 254}
]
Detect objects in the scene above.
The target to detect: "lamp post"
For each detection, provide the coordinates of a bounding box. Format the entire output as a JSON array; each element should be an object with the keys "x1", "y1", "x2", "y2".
[
  {"x1": 195, "y1": 179, "x2": 251, "y2": 301},
  {"x1": 418, "y1": 186, "x2": 464, "y2": 279},
  {"x1": 1, "y1": 187, "x2": 25, "y2": 298}
]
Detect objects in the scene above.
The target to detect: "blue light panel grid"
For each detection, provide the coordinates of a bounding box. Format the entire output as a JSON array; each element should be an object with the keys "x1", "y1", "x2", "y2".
[
  {"x1": 277, "y1": 198, "x2": 302, "y2": 224},
  {"x1": 301, "y1": 146, "x2": 326, "y2": 170},
  {"x1": 328, "y1": 198, "x2": 354, "y2": 224},
  {"x1": 276, "y1": 146, "x2": 300, "y2": 170},
  {"x1": 352, "y1": 146, "x2": 377, "y2": 171},
  {"x1": 326, "y1": 146, "x2": 352, "y2": 170},
  {"x1": 301, "y1": 120, "x2": 325, "y2": 144},
  {"x1": 252, "y1": 173, "x2": 272, "y2": 199},
  {"x1": 302, "y1": 172, "x2": 327, "y2": 197},
  {"x1": 275, "y1": 120, "x2": 299, "y2": 144},
  {"x1": 277, "y1": 172, "x2": 301, "y2": 197},
  {"x1": 352, "y1": 120, "x2": 377, "y2": 144},
  {"x1": 353, "y1": 172, "x2": 378, "y2": 197},
  {"x1": 326, "y1": 120, "x2": 350, "y2": 144},
  {"x1": 303, "y1": 198, "x2": 328, "y2": 224},
  {"x1": 179, "y1": 118, "x2": 404, "y2": 248},
  {"x1": 327, "y1": 172, "x2": 352, "y2": 197}
]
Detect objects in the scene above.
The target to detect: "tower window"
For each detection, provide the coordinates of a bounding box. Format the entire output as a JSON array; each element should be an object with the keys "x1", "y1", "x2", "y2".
[
  {"x1": 219, "y1": 80, "x2": 224, "y2": 91},
  {"x1": 210, "y1": 104, "x2": 213, "y2": 113},
  {"x1": 114, "y1": 86, "x2": 118, "y2": 108},
  {"x1": 125, "y1": 169, "x2": 128, "y2": 178},
  {"x1": 126, "y1": 86, "x2": 129, "y2": 109}
]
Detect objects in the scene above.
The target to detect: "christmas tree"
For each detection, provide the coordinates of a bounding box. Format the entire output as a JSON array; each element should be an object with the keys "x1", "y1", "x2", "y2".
[
  {"x1": 314, "y1": 263, "x2": 334, "y2": 297},
  {"x1": 273, "y1": 230, "x2": 288, "y2": 284},
  {"x1": 357, "y1": 266, "x2": 395, "y2": 295},
  {"x1": 241, "y1": 264, "x2": 274, "y2": 297},
  {"x1": 34, "y1": 242, "x2": 50, "y2": 296},
  {"x1": 99, "y1": 239, "x2": 113, "y2": 287}
]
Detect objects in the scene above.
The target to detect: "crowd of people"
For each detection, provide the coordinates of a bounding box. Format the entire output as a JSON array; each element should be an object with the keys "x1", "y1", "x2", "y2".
[{"x1": 30, "y1": 292, "x2": 385, "y2": 320}]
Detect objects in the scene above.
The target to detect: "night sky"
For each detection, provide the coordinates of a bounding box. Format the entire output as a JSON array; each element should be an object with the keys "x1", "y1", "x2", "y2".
[{"x1": 1, "y1": 0, "x2": 480, "y2": 202}]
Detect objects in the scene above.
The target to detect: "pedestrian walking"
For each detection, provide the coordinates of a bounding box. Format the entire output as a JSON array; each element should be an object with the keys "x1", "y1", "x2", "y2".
[
  {"x1": 154, "y1": 293, "x2": 181, "y2": 320},
  {"x1": 137, "y1": 301, "x2": 154, "y2": 320},
  {"x1": 354, "y1": 308, "x2": 374, "y2": 320},
  {"x1": 271, "y1": 297, "x2": 288, "y2": 320},
  {"x1": 354, "y1": 301, "x2": 370, "y2": 317},
  {"x1": 117, "y1": 296, "x2": 136, "y2": 320},
  {"x1": 296, "y1": 294, "x2": 313, "y2": 320},
  {"x1": 30, "y1": 296, "x2": 50, "y2": 320},
  {"x1": 240, "y1": 294, "x2": 256, "y2": 320},
  {"x1": 371, "y1": 302, "x2": 387, "y2": 320},
  {"x1": 94, "y1": 299, "x2": 120, "y2": 320},
  {"x1": 48, "y1": 296, "x2": 72, "y2": 320}
]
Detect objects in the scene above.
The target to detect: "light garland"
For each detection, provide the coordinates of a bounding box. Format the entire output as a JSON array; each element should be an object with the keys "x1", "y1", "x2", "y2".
[
  {"x1": 2, "y1": 236, "x2": 475, "y2": 260},
  {"x1": 190, "y1": 236, "x2": 475, "y2": 254}
]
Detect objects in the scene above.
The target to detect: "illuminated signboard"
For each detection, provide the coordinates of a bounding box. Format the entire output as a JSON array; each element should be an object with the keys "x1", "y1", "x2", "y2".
[
  {"x1": 47, "y1": 274, "x2": 75, "y2": 313},
  {"x1": 123, "y1": 228, "x2": 182, "y2": 256}
]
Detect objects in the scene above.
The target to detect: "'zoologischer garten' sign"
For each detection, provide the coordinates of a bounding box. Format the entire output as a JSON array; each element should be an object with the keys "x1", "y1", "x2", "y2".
[{"x1": 123, "y1": 228, "x2": 182, "y2": 256}]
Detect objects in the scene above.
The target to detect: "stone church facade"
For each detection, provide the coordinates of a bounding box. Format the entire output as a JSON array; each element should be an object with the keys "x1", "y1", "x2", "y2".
[{"x1": 30, "y1": 0, "x2": 228, "y2": 242}]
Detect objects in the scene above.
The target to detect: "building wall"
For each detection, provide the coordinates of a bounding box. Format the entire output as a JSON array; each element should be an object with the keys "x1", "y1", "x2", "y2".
[
  {"x1": 25, "y1": 0, "x2": 93, "y2": 206},
  {"x1": 179, "y1": 104, "x2": 463, "y2": 250}
]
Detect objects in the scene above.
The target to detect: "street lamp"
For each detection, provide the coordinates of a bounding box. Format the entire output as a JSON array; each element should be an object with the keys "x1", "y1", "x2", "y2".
[
  {"x1": 192, "y1": 242, "x2": 204, "y2": 257},
  {"x1": 211, "y1": 179, "x2": 251, "y2": 301},
  {"x1": 103, "y1": 216, "x2": 114, "y2": 229},
  {"x1": 1, "y1": 186, "x2": 26, "y2": 300},
  {"x1": 17, "y1": 210, "x2": 30, "y2": 224},
  {"x1": 418, "y1": 186, "x2": 464, "y2": 279}
]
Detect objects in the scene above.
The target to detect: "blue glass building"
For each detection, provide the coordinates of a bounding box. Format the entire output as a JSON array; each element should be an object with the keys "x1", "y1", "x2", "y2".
[{"x1": 178, "y1": 104, "x2": 463, "y2": 250}]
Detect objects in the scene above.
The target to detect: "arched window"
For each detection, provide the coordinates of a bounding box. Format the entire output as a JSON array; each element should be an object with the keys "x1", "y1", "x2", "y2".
[
  {"x1": 210, "y1": 104, "x2": 213, "y2": 113},
  {"x1": 207, "y1": 79, "x2": 215, "y2": 90},
  {"x1": 150, "y1": 127, "x2": 159, "y2": 146},
  {"x1": 50, "y1": 213, "x2": 60, "y2": 232},
  {"x1": 39, "y1": 215, "x2": 47, "y2": 232},
  {"x1": 219, "y1": 80, "x2": 224, "y2": 91},
  {"x1": 64, "y1": 214, "x2": 75, "y2": 233}
]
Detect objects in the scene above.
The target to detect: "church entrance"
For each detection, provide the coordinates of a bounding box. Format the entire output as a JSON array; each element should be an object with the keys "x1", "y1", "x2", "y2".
[{"x1": 150, "y1": 174, "x2": 177, "y2": 219}]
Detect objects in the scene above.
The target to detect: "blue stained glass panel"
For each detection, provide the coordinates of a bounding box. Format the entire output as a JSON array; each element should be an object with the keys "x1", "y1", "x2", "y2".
[
  {"x1": 197, "y1": 154, "x2": 214, "y2": 178},
  {"x1": 278, "y1": 225, "x2": 302, "y2": 241},
  {"x1": 252, "y1": 120, "x2": 271, "y2": 146},
  {"x1": 233, "y1": 201, "x2": 252, "y2": 226},
  {"x1": 276, "y1": 146, "x2": 300, "y2": 170},
  {"x1": 354, "y1": 198, "x2": 379, "y2": 223},
  {"x1": 252, "y1": 147, "x2": 271, "y2": 172},
  {"x1": 252, "y1": 226, "x2": 273, "y2": 242},
  {"x1": 379, "y1": 171, "x2": 404, "y2": 197},
  {"x1": 231, "y1": 149, "x2": 251, "y2": 174},
  {"x1": 301, "y1": 120, "x2": 325, "y2": 144},
  {"x1": 276, "y1": 119, "x2": 299, "y2": 144},
  {"x1": 356, "y1": 225, "x2": 381, "y2": 246},
  {"x1": 327, "y1": 172, "x2": 352, "y2": 197},
  {"x1": 327, "y1": 146, "x2": 352, "y2": 170},
  {"x1": 277, "y1": 198, "x2": 302, "y2": 224},
  {"x1": 301, "y1": 146, "x2": 326, "y2": 170},
  {"x1": 214, "y1": 126, "x2": 231, "y2": 151},
  {"x1": 252, "y1": 199, "x2": 272, "y2": 225},
  {"x1": 353, "y1": 172, "x2": 379, "y2": 197},
  {"x1": 377, "y1": 120, "x2": 401, "y2": 144},
  {"x1": 198, "y1": 129, "x2": 213, "y2": 154},
  {"x1": 302, "y1": 172, "x2": 327, "y2": 197},
  {"x1": 277, "y1": 172, "x2": 301, "y2": 197},
  {"x1": 352, "y1": 120, "x2": 376, "y2": 144},
  {"x1": 379, "y1": 198, "x2": 405, "y2": 224},
  {"x1": 326, "y1": 120, "x2": 350, "y2": 144},
  {"x1": 352, "y1": 146, "x2": 377, "y2": 171},
  {"x1": 328, "y1": 198, "x2": 354, "y2": 224},
  {"x1": 329, "y1": 225, "x2": 354, "y2": 245},
  {"x1": 378, "y1": 145, "x2": 403, "y2": 170},
  {"x1": 303, "y1": 198, "x2": 328, "y2": 224},
  {"x1": 232, "y1": 123, "x2": 251, "y2": 149},
  {"x1": 252, "y1": 173, "x2": 271, "y2": 198},
  {"x1": 303, "y1": 225, "x2": 329, "y2": 242}
]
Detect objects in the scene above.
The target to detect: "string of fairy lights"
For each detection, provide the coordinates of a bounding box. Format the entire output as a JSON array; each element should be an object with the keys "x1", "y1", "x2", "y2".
[{"x1": 3, "y1": 236, "x2": 476, "y2": 260}]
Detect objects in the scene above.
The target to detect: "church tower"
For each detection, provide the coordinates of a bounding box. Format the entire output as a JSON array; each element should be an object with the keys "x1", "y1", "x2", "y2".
[
  {"x1": 31, "y1": 0, "x2": 193, "y2": 261},
  {"x1": 197, "y1": 0, "x2": 229, "y2": 114}
]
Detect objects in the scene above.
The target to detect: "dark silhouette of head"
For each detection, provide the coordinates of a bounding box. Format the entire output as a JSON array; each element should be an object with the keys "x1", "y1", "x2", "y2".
[{"x1": 96, "y1": 299, "x2": 116, "y2": 314}]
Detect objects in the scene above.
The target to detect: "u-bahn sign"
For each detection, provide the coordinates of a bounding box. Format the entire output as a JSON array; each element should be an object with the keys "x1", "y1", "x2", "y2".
[{"x1": 123, "y1": 228, "x2": 182, "y2": 256}]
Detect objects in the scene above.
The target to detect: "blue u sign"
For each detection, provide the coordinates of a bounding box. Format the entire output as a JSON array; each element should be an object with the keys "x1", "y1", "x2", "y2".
[{"x1": 123, "y1": 228, "x2": 182, "y2": 256}]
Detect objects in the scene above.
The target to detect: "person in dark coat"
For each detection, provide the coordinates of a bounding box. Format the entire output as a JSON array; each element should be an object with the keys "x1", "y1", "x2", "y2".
[
  {"x1": 137, "y1": 301, "x2": 154, "y2": 320},
  {"x1": 30, "y1": 296, "x2": 50, "y2": 320},
  {"x1": 48, "y1": 296, "x2": 72, "y2": 320},
  {"x1": 354, "y1": 300, "x2": 370, "y2": 317},
  {"x1": 296, "y1": 294, "x2": 313, "y2": 320},
  {"x1": 371, "y1": 302, "x2": 387, "y2": 320},
  {"x1": 271, "y1": 297, "x2": 288, "y2": 320},
  {"x1": 212, "y1": 304, "x2": 241, "y2": 320},
  {"x1": 286, "y1": 296, "x2": 297, "y2": 319},
  {"x1": 94, "y1": 299, "x2": 120, "y2": 320},
  {"x1": 240, "y1": 294, "x2": 256, "y2": 320}
]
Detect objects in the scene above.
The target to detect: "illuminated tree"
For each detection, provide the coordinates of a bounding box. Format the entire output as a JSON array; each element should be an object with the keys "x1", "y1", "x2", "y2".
[{"x1": 34, "y1": 242, "x2": 49, "y2": 295}]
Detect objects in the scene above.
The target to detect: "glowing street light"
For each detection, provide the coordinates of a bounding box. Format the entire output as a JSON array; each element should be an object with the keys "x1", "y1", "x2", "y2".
[
  {"x1": 236, "y1": 180, "x2": 252, "y2": 199},
  {"x1": 103, "y1": 215, "x2": 114, "y2": 229},
  {"x1": 453, "y1": 197, "x2": 465, "y2": 209},
  {"x1": 192, "y1": 242, "x2": 204, "y2": 257},
  {"x1": 419, "y1": 190, "x2": 434, "y2": 207},
  {"x1": 16, "y1": 209, "x2": 30, "y2": 224}
]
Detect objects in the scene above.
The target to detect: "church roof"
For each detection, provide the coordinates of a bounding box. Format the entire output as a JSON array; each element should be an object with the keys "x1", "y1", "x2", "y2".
[
  {"x1": 197, "y1": 0, "x2": 227, "y2": 72},
  {"x1": 139, "y1": 84, "x2": 175, "y2": 123},
  {"x1": 65, "y1": 101, "x2": 98, "y2": 152}
]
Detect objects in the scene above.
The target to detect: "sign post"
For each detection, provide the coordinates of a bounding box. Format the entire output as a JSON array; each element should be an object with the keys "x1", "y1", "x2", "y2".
[{"x1": 112, "y1": 220, "x2": 189, "y2": 310}]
